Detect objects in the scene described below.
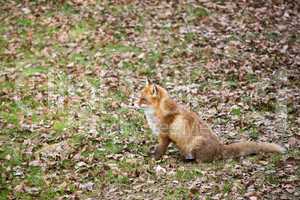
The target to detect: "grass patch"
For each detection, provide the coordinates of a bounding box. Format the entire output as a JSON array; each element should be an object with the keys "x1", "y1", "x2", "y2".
[
  {"x1": 227, "y1": 79, "x2": 238, "y2": 89},
  {"x1": 112, "y1": 90, "x2": 128, "y2": 101},
  {"x1": 60, "y1": 159, "x2": 74, "y2": 169},
  {"x1": 118, "y1": 160, "x2": 138, "y2": 172},
  {"x1": 265, "y1": 173, "x2": 280, "y2": 185},
  {"x1": 69, "y1": 134, "x2": 86, "y2": 148},
  {"x1": 248, "y1": 127, "x2": 259, "y2": 140},
  {"x1": 16, "y1": 18, "x2": 33, "y2": 27},
  {"x1": 146, "y1": 50, "x2": 162, "y2": 67},
  {"x1": 230, "y1": 107, "x2": 242, "y2": 116},
  {"x1": 266, "y1": 32, "x2": 280, "y2": 41},
  {"x1": 184, "y1": 32, "x2": 197, "y2": 43},
  {"x1": 245, "y1": 73, "x2": 257, "y2": 83},
  {"x1": 121, "y1": 61, "x2": 137, "y2": 71},
  {"x1": 271, "y1": 154, "x2": 283, "y2": 166},
  {"x1": 19, "y1": 96, "x2": 41, "y2": 110},
  {"x1": 105, "y1": 170, "x2": 130, "y2": 185},
  {"x1": 136, "y1": 65, "x2": 156, "y2": 76},
  {"x1": 165, "y1": 187, "x2": 190, "y2": 200},
  {"x1": 92, "y1": 149, "x2": 106, "y2": 159},
  {"x1": 26, "y1": 166, "x2": 45, "y2": 187},
  {"x1": 103, "y1": 43, "x2": 141, "y2": 54},
  {"x1": 69, "y1": 53, "x2": 88, "y2": 64},
  {"x1": 0, "y1": 35, "x2": 8, "y2": 53},
  {"x1": 0, "y1": 189, "x2": 9, "y2": 200},
  {"x1": 187, "y1": 5, "x2": 209, "y2": 21},
  {"x1": 87, "y1": 77, "x2": 101, "y2": 87},
  {"x1": 107, "y1": 4, "x2": 134, "y2": 17},
  {"x1": 101, "y1": 114, "x2": 120, "y2": 127},
  {"x1": 0, "y1": 81, "x2": 15, "y2": 91},
  {"x1": 0, "y1": 146, "x2": 22, "y2": 166},
  {"x1": 256, "y1": 100, "x2": 277, "y2": 112},
  {"x1": 175, "y1": 168, "x2": 202, "y2": 181},
  {"x1": 22, "y1": 66, "x2": 48, "y2": 76},
  {"x1": 39, "y1": 188, "x2": 60, "y2": 200},
  {"x1": 193, "y1": 7, "x2": 209, "y2": 18},
  {"x1": 69, "y1": 22, "x2": 89, "y2": 40},
  {"x1": 103, "y1": 139, "x2": 123, "y2": 154},
  {"x1": 60, "y1": 2, "x2": 77, "y2": 14},
  {"x1": 223, "y1": 180, "x2": 233, "y2": 194},
  {"x1": 0, "y1": 111, "x2": 19, "y2": 126},
  {"x1": 52, "y1": 119, "x2": 68, "y2": 133},
  {"x1": 120, "y1": 121, "x2": 141, "y2": 136}
]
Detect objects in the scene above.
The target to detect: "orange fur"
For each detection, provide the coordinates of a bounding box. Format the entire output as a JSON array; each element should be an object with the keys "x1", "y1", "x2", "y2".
[{"x1": 138, "y1": 81, "x2": 285, "y2": 162}]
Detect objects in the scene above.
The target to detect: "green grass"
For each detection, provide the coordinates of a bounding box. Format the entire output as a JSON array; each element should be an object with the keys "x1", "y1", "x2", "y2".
[
  {"x1": 105, "y1": 170, "x2": 130, "y2": 185},
  {"x1": 186, "y1": 5, "x2": 209, "y2": 21},
  {"x1": 0, "y1": 189, "x2": 9, "y2": 200},
  {"x1": 52, "y1": 120, "x2": 68, "y2": 133},
  {"x1": 17, "y1": 18, "x2": 33, "y2": 27},
  {"x1": 0, "y1": 80, "x2": 15, "y2": 90},
  {"x1": 245, "y1": 73, "x2": 257, "y2": 83},
  {"x1": 265, "y1": 173, "x2": 280, "y2": 185},
  {"x1": 192, "y1": 7, "x2": 209, "y2": 18},
  {"x1": 26, "y1": 166, "x2": 45, "y2": 187},
  {"x1": 184, "y1": 32, "x2": 197, "y2": 43},
  {"x1": 0, "y1": 111, "x2": 19, "y2": 126},
  {"x1": 230, "y1": 107, "x2": 242, "y2": 116},
  {"x1": 121, "y1": 60, "x2": 137, "y2": 71},
  {"x1": 0, "y1": 146, "x2": 22, "y2": 166},
  {"x1": 175, "y1": 168, "x2": 202, "y2": 181},
  {"x1": 247, "y1": 127, "x2": 259, "y2": 140},
  {"x1": 22, "y1": 66, "x2": 48, "y2": 76},
  {"x1": 266, "y1": 32, "x2": 280, "y2": 41},
  {"x1": 69, "y1": 134, "x2": 86, "y2": 148},
  {"x1": 223, "y1": 180, "x2": 233, "y2": 194},
  {"x1": 102, "y1": 139, "x2": 123, "y2": 154},
  {"x1": 165, "y1": 187, "x2": 190, "y2": 200},
  {"x1": 102, "y1": 43, "x2": 141, "y2": 54},
  {"x1": 146, "y1": 50, "x2": 162, "y2": 67},
  {"x1": 0, "y1": 1, "x2": 298, "y2": 199},
  {"x1": 39, "y1": 188, "x2": 60, "y2": 200},
  {"x1": 0, "y1": 35, "x2": 7, "y2": 53}
]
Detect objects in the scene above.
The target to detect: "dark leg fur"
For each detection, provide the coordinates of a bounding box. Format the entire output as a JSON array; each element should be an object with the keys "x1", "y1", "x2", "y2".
[{"x1": 154, "y1": 134, "x2": 170, "y2": 160}]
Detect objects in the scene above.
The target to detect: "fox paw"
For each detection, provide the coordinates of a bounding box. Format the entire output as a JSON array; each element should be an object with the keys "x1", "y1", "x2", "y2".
[
  {"x1": 147, "y1": 146, "x2": 156, "y2": 156},
  {"x1": 183, "y1": 153, "x2": 195, "y2": 162}
]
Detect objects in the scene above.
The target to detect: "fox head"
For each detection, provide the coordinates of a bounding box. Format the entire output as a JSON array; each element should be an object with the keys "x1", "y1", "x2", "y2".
[{"x1": 138, "y1": 78, "x2": 168, "y2": 109}]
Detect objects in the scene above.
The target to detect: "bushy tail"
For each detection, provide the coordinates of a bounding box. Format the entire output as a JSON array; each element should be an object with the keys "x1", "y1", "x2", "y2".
[{"x1": 222, "y1": 142, "x2": 285, "y2": 159}]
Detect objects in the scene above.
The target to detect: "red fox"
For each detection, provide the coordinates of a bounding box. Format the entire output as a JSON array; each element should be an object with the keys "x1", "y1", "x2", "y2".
[{"x1": 138, "y1": 79, "x2": 285, "y2": 162}]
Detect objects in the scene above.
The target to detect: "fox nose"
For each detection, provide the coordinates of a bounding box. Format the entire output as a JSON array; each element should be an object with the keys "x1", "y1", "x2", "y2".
[
  {"x1": 126, "y1": 96, "x2": 142, "y2": 110},
  {"x1": 133, "y1": 96, "x2": 141, "y2": 107}
]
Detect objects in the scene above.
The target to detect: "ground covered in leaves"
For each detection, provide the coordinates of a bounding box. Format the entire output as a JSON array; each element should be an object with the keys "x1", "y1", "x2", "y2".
[{"x1": 0, "y1": 0, "x2": 299, "y2": 199}]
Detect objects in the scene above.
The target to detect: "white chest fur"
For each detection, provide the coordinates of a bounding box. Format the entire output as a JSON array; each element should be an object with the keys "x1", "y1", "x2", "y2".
[{"x1": 143, "y1": 108, "x2": 160, "y2": 136}]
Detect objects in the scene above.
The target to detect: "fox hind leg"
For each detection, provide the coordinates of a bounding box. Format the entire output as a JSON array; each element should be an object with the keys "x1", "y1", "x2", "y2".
[{"x1": 191, "y1": 137, "x2": 219, "y2": 162}]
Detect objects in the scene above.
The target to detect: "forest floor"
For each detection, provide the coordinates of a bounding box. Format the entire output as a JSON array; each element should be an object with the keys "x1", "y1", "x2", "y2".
[{"x1": 0, "y1": 0, "x2": 299, "y2": 199}]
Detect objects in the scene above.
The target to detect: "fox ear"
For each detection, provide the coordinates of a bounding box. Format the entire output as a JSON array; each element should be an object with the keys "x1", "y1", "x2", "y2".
[
  {"x1": 146, "y1": 78, "x2": 152, "y2": 85},
  {"x1": 152, "y1": 84, "x2": 158, "y2": 96}
]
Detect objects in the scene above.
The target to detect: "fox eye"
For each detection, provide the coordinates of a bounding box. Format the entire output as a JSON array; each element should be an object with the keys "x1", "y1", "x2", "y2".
[{"x1": 140, "y1": 97, "x2": 148, "y2": 103}]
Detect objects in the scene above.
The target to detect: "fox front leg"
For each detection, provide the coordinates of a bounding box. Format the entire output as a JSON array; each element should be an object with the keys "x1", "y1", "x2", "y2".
[{"x1": 154, "y1": 134, "x2": 170, "y2": 160}]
